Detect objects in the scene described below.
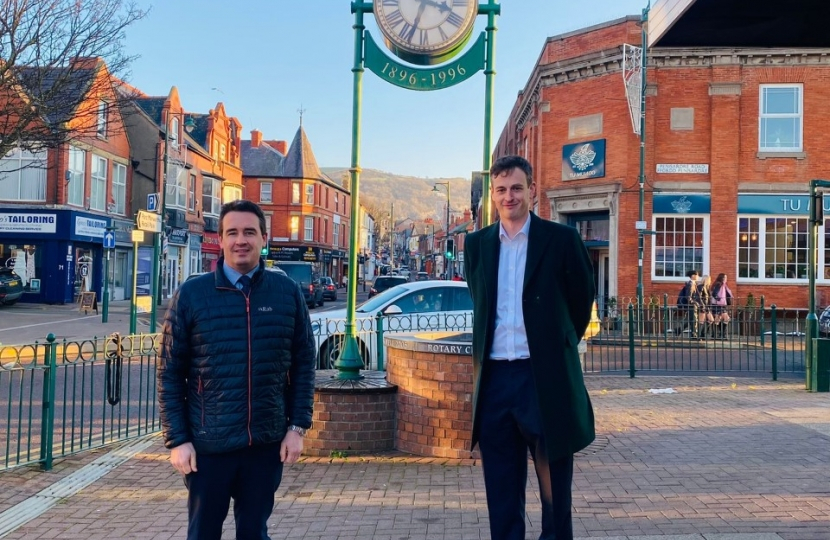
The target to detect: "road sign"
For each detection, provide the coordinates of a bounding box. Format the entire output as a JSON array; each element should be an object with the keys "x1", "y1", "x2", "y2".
[
  {"x1": 137, "y1": 210, "x2": 162, "y2": 233},
  {"x1": 102, "y1": 231, "x2": 115, "y2": 249},
  {"x1": 147, "y1": 193, "x2": 160, "y2": 212}
]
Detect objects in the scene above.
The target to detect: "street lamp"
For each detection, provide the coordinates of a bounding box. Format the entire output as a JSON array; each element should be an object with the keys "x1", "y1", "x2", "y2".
[
  {"x1": 432, "y1": 182, "x2": 451, "y2": 280},
  {"x1": 150, "y1": 111, "x2": 195, "y2": 332}
]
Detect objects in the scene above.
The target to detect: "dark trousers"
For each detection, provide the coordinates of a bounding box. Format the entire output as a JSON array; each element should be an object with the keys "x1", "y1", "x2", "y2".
[
  {"x1": 478, "y1": 360, "x2": 575, "y2": 540},
  {"x1": 184, "y1": 442, "x2": 284, "y2": 540}
]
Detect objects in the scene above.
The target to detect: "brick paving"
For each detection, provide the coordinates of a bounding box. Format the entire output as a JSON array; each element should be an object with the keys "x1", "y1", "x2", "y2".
[{"x1": 0, "y1": 375, "x2": 828, "y2": 539}]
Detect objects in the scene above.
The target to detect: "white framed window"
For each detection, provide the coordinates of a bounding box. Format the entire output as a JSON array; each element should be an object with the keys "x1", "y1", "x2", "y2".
[
  {"x1": 332, "y1": 219, "x2": 339, "y2": 247},
  {"x1": 260, "y1": 182, "x2": 272, "y2": 203},
  {"x1": 0, "y1": 147, "x2": 47, "y2": 201},
  {"x1": 264, "y1": 212, "x2": 272, "y2": 240},
  {"x1": 738, "y1": 217, "x2": 808, "y2": 281},
  {"x1": 166, "y1": 164, "x2": 187, "y2": 208},
  {"x1": 759, "y1": 84, "x2": 803, "y2": 152},
  {"x1": 223, "y1": 185, "x2": 242, "y2": 203},
  {"x1": 290, "y1": 216, "x2": 299, "y2": 241},
  {"x1": 305, "y1": 184, "x2": 314, "y2": 204},
  {"x1": 170, "y1": 117, "x2": 180, "y2": 148},
  {"x1": 188, "y1": 174, "x2": 196, "y2": 211},
  {"x1": 90, "y1": 156, "x2": 107, "y2": 211},
  {"x1": 652, "y1": 216, "x2": 708, "y2": 279},
  {"x1": 335, "y1": 192, "x2": 339, "y2": 213},
  {"x1": 97, "y1": 101, "x2": 108, "y2": 138},
  {"x1": 304, "y1": 216, "x2": 314, "y2": 241},
  {"x1": 292, "y1": 182, "x2": 300, "y2": 204},
  {"x1": 67, "y1": 146, "x2": 85, "y2": 206},
  {"x1": 202, "y1": 177, "x2": 221, "y2": 216},
  {"x1": 112, "y1": 163, "x2": 127, "y2": 215}
]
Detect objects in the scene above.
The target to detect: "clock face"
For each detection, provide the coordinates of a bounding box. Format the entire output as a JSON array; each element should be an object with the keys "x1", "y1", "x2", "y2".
[{"x1": 374, "y1": 0, "x2": 477, "y2": 64}]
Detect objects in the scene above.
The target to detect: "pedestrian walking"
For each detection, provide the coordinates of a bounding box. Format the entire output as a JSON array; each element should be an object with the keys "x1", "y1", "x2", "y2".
[
  {"x1": 463, "y1": 155, "x2": 596, "y2": 540},
  {"x1": 157, "y1": 200, "x2": 316, "y2": 540}
]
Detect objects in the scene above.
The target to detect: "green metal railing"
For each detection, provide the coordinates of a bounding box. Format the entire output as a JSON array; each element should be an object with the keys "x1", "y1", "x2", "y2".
[
  {"x1": 1, "y1": 332, "x2": 160, "y2": 472},
  {"x1": 587, "y1": 296, "x2": 806, "y2": 376}
]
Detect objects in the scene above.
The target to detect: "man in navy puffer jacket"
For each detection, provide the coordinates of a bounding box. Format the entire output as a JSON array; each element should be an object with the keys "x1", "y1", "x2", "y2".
[{"x1": 158, "y1": 200, "x2": 316, "y2": 540}]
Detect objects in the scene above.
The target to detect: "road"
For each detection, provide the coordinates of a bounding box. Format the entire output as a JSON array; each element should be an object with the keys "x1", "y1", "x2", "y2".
[{"x1": 0, "y1": 287, "x2": 369, "y2": 346}]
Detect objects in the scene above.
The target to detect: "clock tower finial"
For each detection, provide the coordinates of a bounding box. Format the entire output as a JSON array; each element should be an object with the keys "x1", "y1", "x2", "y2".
[{"x1": 298, "y1": 104, "x2": 306, "y2": 126}]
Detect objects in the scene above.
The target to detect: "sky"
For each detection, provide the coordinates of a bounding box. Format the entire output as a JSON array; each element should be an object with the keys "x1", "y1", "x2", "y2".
[{"x1": 123, "y1": 0, "x2": 649, "y2": 179}]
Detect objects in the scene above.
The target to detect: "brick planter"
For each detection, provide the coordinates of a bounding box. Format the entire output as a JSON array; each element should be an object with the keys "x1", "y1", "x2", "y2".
[
  {"x1": 385, "y1": 333, "x2": 478, "y2": 459},
  {"x1": 305, "y1": 370, "x2": 397, "y2": 457}
]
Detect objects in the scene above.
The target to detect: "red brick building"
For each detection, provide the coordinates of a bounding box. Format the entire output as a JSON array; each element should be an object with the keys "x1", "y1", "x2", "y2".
[
  {"x1": 495, "y1": 6, "x2": 830, "y2": 311},
  {"x1": 241, "y1": 127, "x2": 351, "y2": 283}
]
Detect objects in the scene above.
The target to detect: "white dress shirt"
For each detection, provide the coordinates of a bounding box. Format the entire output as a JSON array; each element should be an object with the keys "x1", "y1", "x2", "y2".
[{"x1": 490, "y1": 216, "x2": 531, "y2": 361}]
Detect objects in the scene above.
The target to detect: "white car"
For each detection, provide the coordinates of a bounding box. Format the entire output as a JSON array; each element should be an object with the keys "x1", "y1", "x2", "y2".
[{"x1": 310, "y1": 280, "x2": 473, "y2": 369}]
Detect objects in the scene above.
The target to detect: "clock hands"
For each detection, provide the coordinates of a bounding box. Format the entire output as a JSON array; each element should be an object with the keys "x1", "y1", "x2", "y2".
[{"x1": 407, "y1": 1, "x2": 427, "y2": 42}]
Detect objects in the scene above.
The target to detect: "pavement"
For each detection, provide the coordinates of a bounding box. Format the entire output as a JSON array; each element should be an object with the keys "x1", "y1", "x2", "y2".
[{"x1": 0, "y1": 375, "x2": 828, "y2": 539}]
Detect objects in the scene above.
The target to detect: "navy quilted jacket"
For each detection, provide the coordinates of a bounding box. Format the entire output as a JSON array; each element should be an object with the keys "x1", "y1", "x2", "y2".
[{"x1": 157, "y1": 260, "x2": 316, "y2": 455}]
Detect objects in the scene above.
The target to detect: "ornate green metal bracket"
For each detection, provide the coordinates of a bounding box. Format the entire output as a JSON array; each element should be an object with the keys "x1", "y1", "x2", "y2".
[{"x1": 364, "y1": 32, "x2": 485, "y2": 92}]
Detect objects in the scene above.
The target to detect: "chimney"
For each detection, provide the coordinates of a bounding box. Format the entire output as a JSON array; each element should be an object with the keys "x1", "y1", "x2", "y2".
[
  {"x1": 251, "y1": 129, "x2": 262, "y2": 148},
  {"x1": 265, "y1": 140, "x2": 288, "y2": 154}
]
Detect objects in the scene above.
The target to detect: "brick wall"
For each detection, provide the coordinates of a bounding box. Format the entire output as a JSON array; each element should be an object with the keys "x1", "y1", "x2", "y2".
[
  {"x1": 386, "y1": 344, "x2": 479, "y2": 460},
  {"x1": 305, "y1": 388, "x2": 396, "y2": 457}
]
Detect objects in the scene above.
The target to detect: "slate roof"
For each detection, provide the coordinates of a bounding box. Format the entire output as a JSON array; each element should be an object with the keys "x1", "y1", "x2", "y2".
[
  {"x1": 282, "y1": 126, "x2": 327, "y2": 181},
  {"x1": 17, "y1": 66, "x2": 98, "y2": 127},
  {"x1": 133, "y1": 97, "x2": 166, "y2": 126},
  {"x1": 240, "y1": 139, "x2": 285, "y2": 177}
]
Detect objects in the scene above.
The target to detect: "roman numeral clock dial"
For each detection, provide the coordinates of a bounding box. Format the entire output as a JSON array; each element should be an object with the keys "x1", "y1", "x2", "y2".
[{"x1": 374, "y1": 0, "x2": 477, "y2": 66}]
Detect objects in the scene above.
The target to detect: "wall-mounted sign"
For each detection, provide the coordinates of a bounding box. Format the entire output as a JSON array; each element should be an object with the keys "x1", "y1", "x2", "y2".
[
  {"x1": 656, "y1": 164, "x2": 709, "y2": 174},
  {"x1": 168, "y1": 228, "x2": 189, "y2": 246},
  {"x1": 653, "y1": 194, "x2": 711, "y2": 214},
  {"x1": 267, "y1": 245, "x2": 320, "y2": 262},
  {"x1": 0, "y1": 213, "x2": 57, "y2": 233},
  {"x1": 75, "y1": 216, "x2": 108, "y2": 238},
  {"x1": 737, "y1": 194, "x2": 830, "y2": 215},
  {"x1": 562, "y1": 139, "x2": 606, "y2": 180}
]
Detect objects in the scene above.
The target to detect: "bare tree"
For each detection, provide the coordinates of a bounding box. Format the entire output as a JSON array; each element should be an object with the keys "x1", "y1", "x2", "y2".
[{"x1": 0, "y1": 0, "x2": 146, "y2": 158}]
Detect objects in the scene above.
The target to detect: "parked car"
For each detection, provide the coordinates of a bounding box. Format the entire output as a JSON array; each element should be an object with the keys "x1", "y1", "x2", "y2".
[
  {"x1": 274, "y1": 261, "x2": 324, "y2": 308},
  {"x1": 415, "y1": 272, "x2": 429, "y2": 281},
  {"x1": 369, "y1": 276, "x2": 408, "y2": 298},
  {"x1": 319, "y1": 276, "x2": 338, "y2": 301},
  {"x1": 0, "y1": 267, "x2": 24, "y2": 305},
  {"x1": 310, "y1": 280, "x2": 474, "y2": 368}
]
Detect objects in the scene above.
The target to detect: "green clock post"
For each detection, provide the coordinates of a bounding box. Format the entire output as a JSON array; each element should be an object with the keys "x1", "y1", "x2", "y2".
[{"x1": 338, "y1": 0, "x2": 499, "y2": 379}]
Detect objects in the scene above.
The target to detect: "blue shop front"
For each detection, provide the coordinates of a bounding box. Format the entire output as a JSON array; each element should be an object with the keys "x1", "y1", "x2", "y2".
[{"x1": 0, "y1": 209, "x2": 111, "y2": 304}]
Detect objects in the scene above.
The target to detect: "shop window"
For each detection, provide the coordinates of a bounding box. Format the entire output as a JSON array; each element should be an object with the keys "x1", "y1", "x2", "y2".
[
  {"x1": 0, "y1": 147, "x2": 47, "y2": 201},
  {"x1": 0, "y1": 244, "x2": 42, "y2": 294},
  {"x1": 759, "y1": 84, "x2": 802, "y2": 152},
  {"x1": 739, "y1": 217, "x2": 808, "y2": 280},
  {"x1": 653, "y1": 216, "x2": 707, "y2": 278},
  {"x1": 67, "y1": 146, "x2": 85, "y2": 206}
]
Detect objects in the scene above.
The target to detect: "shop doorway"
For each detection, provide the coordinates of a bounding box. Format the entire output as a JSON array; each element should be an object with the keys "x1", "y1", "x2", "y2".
[
  {"x1": 594, "y1": 250, "x2": 610, "y2": 316},
  {"x1": 165, "y1": 258, "x2": 179, "y2": 300}
]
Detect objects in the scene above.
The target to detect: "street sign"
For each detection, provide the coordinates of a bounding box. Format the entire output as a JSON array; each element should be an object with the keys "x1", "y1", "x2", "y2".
[
  {"x1": 102, "y1": 231, "x2": 115, "y2": 249},
  {"x1": 137, "y1": 210, "x2": 162, "y2": 233},
  {"x1": 147, "y1": 193, "x2": 160, "y2": 212},
  {"x1": 131, "y1": 230, "x2": 145, "y2": 243}
]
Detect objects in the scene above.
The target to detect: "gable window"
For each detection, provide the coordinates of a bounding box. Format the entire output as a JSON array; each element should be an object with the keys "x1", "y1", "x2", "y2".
[
  {"x1": 0, "y1": 147, "x2": 47, "y2": 201},
  {"x1": 292, "y1": 182, "x2": 300, "y2": 204},
  {"x1": 112, "y1": 163, "x2": 127, "y2": 215},
  {"x1": 202, "y1": 177, "x2": 221, "y2": 216},
  {"x1": 304, "y1": 216, "x2": 314, "y2": 241},
  {"x1": 97, "y1": 101, "x2": 108, "y2": 138},
  {"x1": 67, "y1": 146, "x2": 85, "y2": 206},
  {"x1": 290, "y1": 216, "x2": 299, "y2": 240},
  {"x1": 170, "y1": 117, "x2": 180, "y2": 147},
  {"x1": 759, "y1": 84, "x2": 802, "y2": 152},
  {"x1": 90, "y1": 156, "x2": 107, "y2": 211},
  {"x1": 260, "y1": 182, "x2": 272, "y2": 203},
  {"x1": 305, "y1": 184, "x2": 314, "y2": 204},
  {"x1": 220, "y1": 144, "x2": 226, "y2": 161}
]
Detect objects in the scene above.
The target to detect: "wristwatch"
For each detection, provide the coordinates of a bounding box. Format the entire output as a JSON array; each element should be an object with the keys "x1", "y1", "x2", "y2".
[{"x1": 287, "y1": 425, "x2": 307, "y2": 437}]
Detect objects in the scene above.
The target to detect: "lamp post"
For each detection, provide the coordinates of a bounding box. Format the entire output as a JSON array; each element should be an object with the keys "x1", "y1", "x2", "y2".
[
  {"x1": 636, "y1": 3, "x2": 650, "y2": 311},
  {"x1": 389, "y1": 202, "x2": 394, "y2": 269},
  {"x1": 432, "y1": 182, "x2": 451, "y2": 280},
  {"x1": 150, "y1": 111, "x2": 195, "y2": 332}
]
